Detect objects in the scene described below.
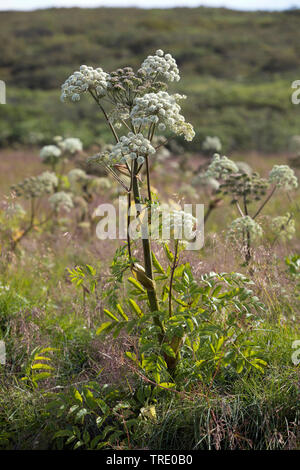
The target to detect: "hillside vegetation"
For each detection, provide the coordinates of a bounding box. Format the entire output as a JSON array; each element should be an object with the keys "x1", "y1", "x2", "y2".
[{"x1": 1, "y1": 7, "x2": 300, "y2": 150}]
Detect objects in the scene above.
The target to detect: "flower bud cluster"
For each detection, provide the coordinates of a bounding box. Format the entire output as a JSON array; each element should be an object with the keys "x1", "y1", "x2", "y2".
[
  {"x1": 61, "y1": 65, "x2": 109, "y2": 102},
  {"x1": 205, "y1": 154, "x2": 239, "y2": 180},
  {"x1": 269, "y1": 165, "x2": 298, "y2": 191},
  {"x1": 109, "y1": 132, "x2": 155, "y2": 165},
  {"x1": 131, "y1": 91, "x2": 195, "y2": 141},
  {"x1": 12, "y1": 172, "x2": 58, "y2": 199},
  {"x1": 49, "y1": 191, "x2": 74, "y2": 212},
  {"x1": 228, "y1": 216, "x2": 263, "y2": 242},
  {"x1": 139, "y1": 50, "x2": 180, "y2": 82}
]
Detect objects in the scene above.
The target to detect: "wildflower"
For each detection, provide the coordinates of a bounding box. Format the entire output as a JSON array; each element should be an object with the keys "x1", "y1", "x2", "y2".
[
  {"x1": 202, "y1": 136, "x2": 222, "y2": 153},
  {"x1": 131, "y1": 91, "x2": 195, "y2": 141},
  {"x1": 68, "y1": 168, "x2": 88, "y2": 186},
  {"x1": 151, "y1": 206, "x2": 197, "y2": 244},
  {"x1": 60, "y1": 137, "x2": 83, "y2": 154},
  {"x1": 205, "y1": 154, "x2": 239, "y2": 180},
  {"x1": 109, "y1": 132, "x2": 155, "y2": 164},
  {"x1": 228, "y1": 216, "x2": 263, "y2": 241},
  {"x1": 11, "y1": 172, "x2": 58, "y2": 199},
  {"x1": 38, "y1": 171, "x2": 59, "y2": 193},
  {"x1": 271, "y1": 213, "x2": 295, "y2": 241},
  {"x1": 49, "y1": 192, "x2": 73, "y2": 212},
  {"x1": 192, "y1": 173, "x2": 220, "y2": 191},
  {"x1": 60, "y1": 65, "x2": 109, "y2": 102},
  {"x1": 269, "y1": 165, "x2": 298, "y2": 191},
  {"x1": 89, "y1": 177, "x2": 112, "y2": 191},
  {"x1": 40, "y1": 145, "x2": 62, "y2": 165},
  {"x1": 140, "y1": 50, "x2": 180, "y2": 82}
]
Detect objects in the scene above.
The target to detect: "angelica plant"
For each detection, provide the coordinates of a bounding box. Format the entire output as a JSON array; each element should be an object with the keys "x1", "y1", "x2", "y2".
[
  {"x1": 10, "y1": 171, "x2": 59, "y2": 251},
  {"x1": 61, "y1": 49, "x2": 196, "y2": 372},
  {"x1": 204, "y1": 155, "x2": 298, "y2": 263}
]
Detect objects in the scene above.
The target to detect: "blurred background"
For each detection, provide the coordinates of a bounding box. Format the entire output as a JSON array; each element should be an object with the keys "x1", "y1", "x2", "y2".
[{"x1": 1, "y1": 0, "x2": 300, "y2": 153}]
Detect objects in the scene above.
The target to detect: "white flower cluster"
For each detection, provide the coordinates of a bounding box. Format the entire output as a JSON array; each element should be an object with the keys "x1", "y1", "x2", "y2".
[
  {"x1": 12, "y1": 172, "x2": 58, "y2": 199},
  {"x1": 38, "y1": 171, "x2": 59, "y2": 192},
  {"x1": 202, "y1": 136, "x2": 222, "y2": 153},
  {"x1": 89, "y1": 177, "x2": 112, "y2": 191},
  {"x1": 271, "y1": 213, "x2": 295, "y2": 241},
  {"x1": 228, "y1": 216, "x2": 263, "y2": 242},
  {"x1": 68, "y1": 168, "x2": 88, "y2": 186},
  {"x1": 269, "y1": 165, "x2": 298, "y2": 191},
  {"x1": 109, "y1": 132, "x2": 155, "y2": 165},
  {"x1": 40, "y1": 145, "x2": 62, "y2": 165},
  {"x1": 60, "y1": 137, "x2": 83, "y2": 154},
  {"x1": 151, "y1": 206, "x2": 197, "y2": 244},
  {"x1": 140, "y1": 49, "x2": 180, "y2": 82},
  {"x1": 205, "y1": 154, "x2": 239, "y2": 180},
  {"x1": 131, "y1": 91, "x2": 195, "y2": 141},
  {"x1": 192, "y1": 173, "x2": 220, "y2": 191},
  {"x1": 49, "y1": 191, "x2": 73, "y2": 212},
  {"x1": 60, "y1": 65, "x2": 109, "y2": 102},
  {"x1": 6, "y1": 203, "x2": 26, "y2": 218}
]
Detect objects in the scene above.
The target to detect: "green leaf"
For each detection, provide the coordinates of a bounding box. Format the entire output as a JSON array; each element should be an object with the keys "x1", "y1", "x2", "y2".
[
  {"x1": 116, "y1": 304, "x2": 128, "y2": 321},
  {"x1": 96, "y1": 321, "x2": 113, "y2": 335},
  {"x1": 33, "y1": 372, "x2": 52, "y2": 381},
  {"x1": 128, "y1": 299, "x2": 143, "y2": 318},
  {"x1": 74, "y1": 389, "x2": 83, "y2": 403},
  {"x1": 162, "y1": 343, "x2": 176, "y2": 358},
  {"x1": 125, "y1": 351, "x2": 138, "y2": 363},
  {"x1": 128, "y1": 277, "x2": 146, "y2": 293},
  {"x1": 152, "y1": 252, "x2": 165, "y2": 274},
  {"x1": 164, "y1": 243, "x2": 174, "y2": 263},
  {"x1": 103, "y1": 309, "x2": 119, "y2": 322},
  {"x1": 31, "y1": 363, "x2": 54, "y2": 370}
]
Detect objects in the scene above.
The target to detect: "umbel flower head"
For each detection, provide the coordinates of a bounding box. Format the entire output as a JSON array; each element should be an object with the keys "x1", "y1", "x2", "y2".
[
  {"x1": 109, "y1": 132, "x2": 155, "y2": 165},
  {"x1": 130, "y1": 91, "x2": 195, "y2": 141},
  {"x1": 139, "y1": 49, "x2": 180, "y2": 82},
  {"x1": 60, "y1": 137, "x2": 83, "y2": 154},
  {"x1": 271, "y1": 213, "x2": 296, "y2": 241},
  {"x1": 205, "y1": 154, "x2": 239, "y2": 180},
  {"x1": 11, "y1": 172, "x2": 58, "y2": 199},
  {"x1": 40, "y1": 145, "x2": 62, "y2": 165},
  {"x1": 269, "y1": 165, "x2": 298, "y2": 191},
  {"x1": 151, "y1": 205, "x2": 197, "y2": 245},
  {"x1": 61, "y1": 65, "x2": 109, "y2": 102},
  {"x1": 202, "y1": 136, "x2": 222, "y2": 154},
  {"x1": 68, "y1": 168, "x2": 88, "y2": 186},
  {"x1": 49, "y1": 191, "x2": 73, "y2": 212},
  {"x1": 228, "y1": 216, "x2": 263, "y2": 242}
]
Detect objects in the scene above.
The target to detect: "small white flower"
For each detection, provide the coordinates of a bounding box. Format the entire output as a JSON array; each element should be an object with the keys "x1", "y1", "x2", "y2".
[
  {"x1": 269, "y1": 165, "x2": 298, "y2": 191},
  {"x1": 61, "y1": 66, "x2": 109, "y2": 102},
  {"x1": 49, "y1": 191, "x2": 73, "y2": 212},
  {"x1": 202, "y1": 136, "x2": 222, "y2": 153},
  {"x1": 40, "y1": 145, "x2": 62, "y2": 165},
  {"x1": 228, "y1": 216, "x2": 263, "y2": 241},
  {"x1": 205, "y1": 154, "x2": 239, "y2": 180},
  {"x1": 60, "y1": 137, "x2": 83, "y2": 154},
  {"x1": 140, "y1": 50, "x2": 180, "y2": 82},
  {"x1": 109, "y1": 132, "x2": 155, "y2": 164},
  {"x1": 271, "y1": 213, "x2": 295, "y2": 241}
]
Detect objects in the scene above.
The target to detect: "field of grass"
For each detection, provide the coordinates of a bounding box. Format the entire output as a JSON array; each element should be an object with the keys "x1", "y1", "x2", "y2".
[
  {"x1": 0, "y1": 145, "x2": 299, "y2": 450},
  {"x1": 1, "y1": 7, "x2": 300, "y2": 152}
]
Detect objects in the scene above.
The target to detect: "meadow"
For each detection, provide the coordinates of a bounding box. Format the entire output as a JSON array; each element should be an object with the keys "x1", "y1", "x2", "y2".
[{"x1": 0, "y1": 7, "x2": 299, "y2": 452}]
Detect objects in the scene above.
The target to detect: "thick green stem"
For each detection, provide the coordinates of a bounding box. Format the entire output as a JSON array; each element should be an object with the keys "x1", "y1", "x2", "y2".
[{"x1": 132, "y1": 161, "x2": 163, "y2": 339}]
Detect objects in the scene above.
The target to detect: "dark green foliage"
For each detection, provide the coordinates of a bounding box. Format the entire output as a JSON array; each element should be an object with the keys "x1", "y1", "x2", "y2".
[{"x1": 1, "y1": 7, "x2": 300, "y2": 151}]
